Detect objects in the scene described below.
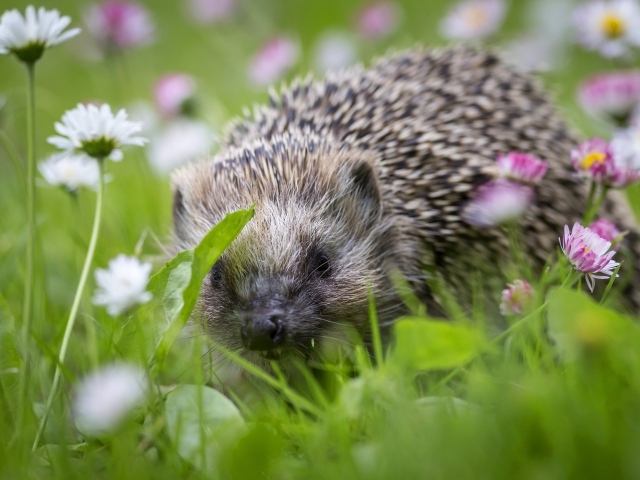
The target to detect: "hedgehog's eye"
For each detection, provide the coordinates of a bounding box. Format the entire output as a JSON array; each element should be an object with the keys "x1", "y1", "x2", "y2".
[
  {"x1": 310, "y1": 249, "x2": 332, "y2": 279},
  {"x1": 210, "y1": 261, "x2": 224, "y2": 288}
]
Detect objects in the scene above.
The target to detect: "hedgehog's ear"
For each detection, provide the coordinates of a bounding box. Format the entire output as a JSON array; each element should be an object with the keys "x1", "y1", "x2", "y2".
[{"x1": 349, "y1": 160, "x2": 381, "y2": 216}]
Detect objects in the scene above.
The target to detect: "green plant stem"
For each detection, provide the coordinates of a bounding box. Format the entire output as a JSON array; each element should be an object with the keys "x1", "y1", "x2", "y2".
[
  {"x1": 583, "y1": 184, "x2": 608, "y2": 225},
  {"x1": 492, "y1": 302, "x2": 548, "y2": 345},
  {"x1": 32, "y1": 160, "x2": 105, "y2": 451},
  {"x1": 560, "y1": 270, "x2": 580, "y2": 289},
  {"x1": 583, "y1": 181, "x2": 596, "y2": 224},
  {"x1": 16, "y1": 61, "x2": 37, "y2": 443}
]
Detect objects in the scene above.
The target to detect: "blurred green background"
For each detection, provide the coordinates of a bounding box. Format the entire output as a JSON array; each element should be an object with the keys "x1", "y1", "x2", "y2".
[{"x1": 3, "y1": 1, "x2": 640, "y2": 479}]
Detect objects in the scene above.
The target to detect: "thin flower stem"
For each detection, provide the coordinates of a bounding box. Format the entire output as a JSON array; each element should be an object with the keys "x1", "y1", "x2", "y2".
[
  {"x1": 16, "y1": 61, "x2": 37, "y2": 441},
  {"x1": 560, "y1": 270, "x2": 580, "y2": 289},
  {"x1": 583, "y1": 181, "x2": 597, "y2": 224},
  {"x1": 584, "y1": 184, "x2": 608, "y2": 225},
  {"x1": 32, "y1": 160, "x2": 105, "y2": 451},
  {"x1": 491, "y1": 302, "x2": 548, "y2": 345}
]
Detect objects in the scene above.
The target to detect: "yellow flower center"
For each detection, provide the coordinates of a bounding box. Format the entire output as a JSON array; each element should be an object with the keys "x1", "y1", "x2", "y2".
[
  {"x1": 584, "y1": 246, "x2": 590, "y2": 253},
  {"x1": 600, "y1": 12, "x2": 625, "y2": 39},
  {"x1": 581, "y1": 151, "x2": 606, "y2": 169}
]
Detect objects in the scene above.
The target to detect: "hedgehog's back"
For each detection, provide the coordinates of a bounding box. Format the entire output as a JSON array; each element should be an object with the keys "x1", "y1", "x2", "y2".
[{"x1": 223, "y1": 48, "x2": 585, "y2": 260}]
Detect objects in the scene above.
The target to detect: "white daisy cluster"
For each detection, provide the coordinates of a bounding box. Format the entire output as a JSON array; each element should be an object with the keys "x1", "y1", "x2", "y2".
[
  {"x1": 48, "y1": 103, "x2": 147, "y2": 161},
  {"x1": 0, "y1": 6, "x2": 80, "y2": 63},
  {"x1": 93, "y1": 255, "x2": 152, "y2": 317},
  {"x1": 38, "y1": 153, "x2": 100, "y2": 193},
  {"x1": 573, "y1": 0, "x2": 640, "y2": 58}
]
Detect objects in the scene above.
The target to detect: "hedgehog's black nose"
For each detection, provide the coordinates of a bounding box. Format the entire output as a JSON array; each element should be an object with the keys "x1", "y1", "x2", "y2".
[{"x1": 241, "y1": 314, "x2": 286, "y2": 351}]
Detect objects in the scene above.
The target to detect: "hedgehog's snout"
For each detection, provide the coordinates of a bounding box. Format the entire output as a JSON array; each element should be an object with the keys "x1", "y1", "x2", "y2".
[
  {"x1": 240, "y1": 309, "x2": 286, "y2": 351},
  {"x1": 237, "y1": 285, "x2": 292, "y2": 351}
]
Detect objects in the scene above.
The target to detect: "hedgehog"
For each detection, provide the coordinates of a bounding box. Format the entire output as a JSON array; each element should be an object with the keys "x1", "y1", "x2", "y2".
[{"x1": 171, "y1": 47, "x2": 639, "y2": 367}]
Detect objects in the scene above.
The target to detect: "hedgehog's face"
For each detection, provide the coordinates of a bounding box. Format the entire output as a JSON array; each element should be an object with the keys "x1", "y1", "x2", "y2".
[
  {"x1": 198, "y1": 200, "x2": 394, "y2": 365},
  {"x1": 172, "y1": 139, "x2": 403, "y2": 366},
  {"x1": 197, "y1": 166, "x2": 397, "y2": 367}
]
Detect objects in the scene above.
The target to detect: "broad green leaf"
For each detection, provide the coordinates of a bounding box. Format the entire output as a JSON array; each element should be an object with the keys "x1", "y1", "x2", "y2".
[
  {"x1": 149, "y1": 208, "x2": 254, "y2": 372},
  {"x1": 547, "y1": 287, "x2": 639, "y2": 361},
  {"x1": 392, "y1": 318, "x2": 486, "y2": 371},
  {"x1": 0, "y1": 294, "x2": 20, "y2": 371},
  {"x1": 165, "y1": 385, "x2": 245, "y2": 472}
]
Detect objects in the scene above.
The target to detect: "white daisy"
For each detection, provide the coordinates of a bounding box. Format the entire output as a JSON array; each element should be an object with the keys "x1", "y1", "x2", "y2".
[
  {"x1": 440, "y1": 0, "x2": 506, "y2": 41},
  {"x1": 573, "y1": 0, "x2": 640, "y2": 58},
  {"x1": 93, "y1": 254, "x2": 152, "y2": 317},
  {"x1": 74, "y1": 364, "x2": 147, "y2": 436},
  {"x1": 560, "y1": 222, "x2": 620, "y2": 292},
  {"x1": 313, "y1": 31, "x2": 358, "y2": 72},
  {"x1": 48, "y1": 103, "x2": 147, "y2": 161},
  {"x1": 0, "y1": 6, "x2": 80, "y2": 63},
  {"x1": 38, "y1": 153, "x2": 100, "y2": 192},
  {"x1": 147, "y1": 119, "x2": 213, "y2": 175}
]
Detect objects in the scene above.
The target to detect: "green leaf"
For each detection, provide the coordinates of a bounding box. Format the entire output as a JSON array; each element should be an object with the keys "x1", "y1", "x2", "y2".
[
  {"x1": 149, "y1": 208, "x2": 254, "y2": 372},
  {"x1": 392, "y1": 318, "x2": 486, "y2": 371},
  {"x1": 165, "y1": 385, "x2": 245, "y2": 472},
  {"x1": 547, "y1": 287, "x2": 639, "y2": 361}
]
